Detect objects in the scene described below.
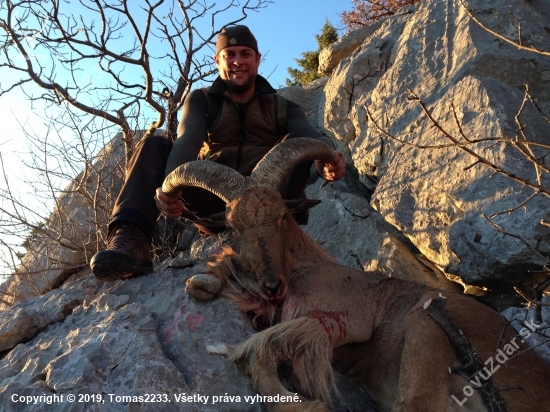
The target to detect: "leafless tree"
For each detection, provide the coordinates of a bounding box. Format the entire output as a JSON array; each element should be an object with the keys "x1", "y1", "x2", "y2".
[
  {"x1": 0, "y1": 0, "x2": 270, "y2": 305},
  {"x1": 0, "y1": 0, "x2": 270, "y2": 161},
  {"x1": 0, "y1": 105, "x2": 129, "y2": 303},
  {"x1": 340, "y1": 0, "x2": 421, "y2": 33}
]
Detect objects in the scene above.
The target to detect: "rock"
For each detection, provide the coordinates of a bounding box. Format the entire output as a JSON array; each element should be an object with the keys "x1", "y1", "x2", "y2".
[
  {"x1": 0, "y1": 135, "x2": 127, "y2": 308},
  {"x1": 322, "y1": 0, "x2": 550, "y2": 291},
  {"x1": 278, "y1": 78, "x2": 328, "y2": 130},
  {"x1": 0, "y1": 130, "x2": 181, "y2": 309},
  {"x1": 319, "y1": 21, "x2": 385, "y2": 77},
  {"x1": 0, "y1": 264, "x2": 377, "y2": 411},
  {"x1": 0, "y1": 275, "x2": 99, "y2": 352},
  {"x1": 0, "y1": 269, "x2": 259, "y2": 412},
  {"x1": 305, "y1": 177, "x2": 461, "y2": 292},
  {"x1": 371, "y1": 76, "x2": 550, "y2": 291},
  {"x1": 318, "y1": 6, "x2": 417, "y2": 76},
  {"x1": 501, "y1": 297, "x2": 550, "y2": 363},
  {"x1": 320, "y1": 12, "x2": 410, "y2": 159}
]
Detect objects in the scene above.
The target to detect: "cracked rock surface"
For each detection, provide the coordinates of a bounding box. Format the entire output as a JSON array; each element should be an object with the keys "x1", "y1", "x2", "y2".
[
  {"x1": 0, "y1": 265, "x2": 376, "y2": 412},
  {"x1": 282, "y1": 0, "x2": 550, "y2": 293}
]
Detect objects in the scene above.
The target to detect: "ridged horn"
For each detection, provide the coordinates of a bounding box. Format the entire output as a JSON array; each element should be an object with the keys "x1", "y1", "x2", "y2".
[
  {"x1": 251, "y1": 137, "x2": 335, "y2": 189},
  {"x1": 162, "y1": 160, "x2": 247, "y2": 203}
]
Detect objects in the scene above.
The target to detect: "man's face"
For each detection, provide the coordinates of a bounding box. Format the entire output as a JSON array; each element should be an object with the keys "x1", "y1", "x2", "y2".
[{"x1": 214, "y1": 46, "x2": 261, "y2": 94}]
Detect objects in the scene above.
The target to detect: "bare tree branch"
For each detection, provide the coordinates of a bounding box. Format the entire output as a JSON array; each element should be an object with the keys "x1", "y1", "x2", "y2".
[
  {"x1": 1, "y1": 0, "x2": 270, "y2": 161},
  {"x1": 457, "y1": 0, "x2": 550, "y2": 57},
  {"x1": 405, "y1": 90, "x2": 550, "y2": 199},
  {"x1": 514, "y1": 287, "x2": 550, "y2": 309}
]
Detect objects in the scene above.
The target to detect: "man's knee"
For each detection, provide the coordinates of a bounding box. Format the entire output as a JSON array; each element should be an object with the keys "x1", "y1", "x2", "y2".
[
  {"x1": 137, "y1": 134, "x2": 173, "y2": 154},
  {"x1": 126, "y1": 134, "x2": 173, "y2": 172}
]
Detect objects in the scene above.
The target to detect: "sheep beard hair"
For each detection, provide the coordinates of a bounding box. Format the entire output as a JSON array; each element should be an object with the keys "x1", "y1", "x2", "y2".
[{"x1": 205, "y1": 223, "x2": 339, "y2": 404}]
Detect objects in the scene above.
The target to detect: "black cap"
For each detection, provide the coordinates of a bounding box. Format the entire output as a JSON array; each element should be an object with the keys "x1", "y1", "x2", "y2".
[{"x1": 216, "y1": 25, "x2": 258, "y2": 54}]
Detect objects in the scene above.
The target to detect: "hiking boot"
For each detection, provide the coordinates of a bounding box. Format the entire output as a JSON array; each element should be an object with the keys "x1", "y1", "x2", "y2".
[{"x1": 90, "y1": 222, "x2": 153, "y2": 282}]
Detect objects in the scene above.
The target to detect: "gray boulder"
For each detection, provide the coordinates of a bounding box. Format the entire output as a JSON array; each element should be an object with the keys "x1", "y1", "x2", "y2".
[
  {"x1": 318, "y1": 0, "x2": 550, "y2": 290},
  {"x1": 0, "y1": 262, "x2": 376, "y2": 411},
  {"x1": 501, "y1": 297, "x2": 550, "y2": 362},
  {"x1": 305, "y1": 177, "x2": 461, "y2": 292}
]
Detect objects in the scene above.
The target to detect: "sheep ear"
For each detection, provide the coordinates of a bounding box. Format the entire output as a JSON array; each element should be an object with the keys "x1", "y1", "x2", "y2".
[
  {"x1": 284, "y1": 199, "x2": 321, "y2": 214},
  {"x1": 193, "y1": 212, "x2": 226, "y2": 228}
]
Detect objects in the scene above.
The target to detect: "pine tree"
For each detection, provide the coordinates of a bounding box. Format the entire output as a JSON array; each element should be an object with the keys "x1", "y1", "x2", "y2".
[{"x1": 285, "y1": 20, "x2": 338, "y2": 87}]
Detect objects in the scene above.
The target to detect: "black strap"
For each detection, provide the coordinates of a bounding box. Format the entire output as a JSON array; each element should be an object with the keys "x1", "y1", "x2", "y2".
[
  {"x1": 205, "y1": 91, "x2": 224, "y2": 134},
  {"x1": 273, "y1": 94, "x2": 288, "y2": 140}
]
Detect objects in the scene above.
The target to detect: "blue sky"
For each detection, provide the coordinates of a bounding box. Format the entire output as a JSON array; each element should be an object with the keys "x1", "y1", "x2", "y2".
[
  {"x1": 241, "y1": 0, "x2": 347, "y2": 87},
  {"x1": 0, "y1": 0, "x2": 352, "y2": 274},
  {"x1": 1, "y1": 0, "x2": 349, "y2": 159}
]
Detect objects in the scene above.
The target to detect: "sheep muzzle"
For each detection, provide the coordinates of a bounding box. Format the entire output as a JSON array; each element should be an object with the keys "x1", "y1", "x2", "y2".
[{"x1": 260, "y1": 277, "x2": 287, "y2": 302}]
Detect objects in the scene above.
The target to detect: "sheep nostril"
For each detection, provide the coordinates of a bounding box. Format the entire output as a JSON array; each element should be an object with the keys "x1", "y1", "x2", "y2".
[{"x1": 262, "y1": 280, "x2": 281, "y2": 295}]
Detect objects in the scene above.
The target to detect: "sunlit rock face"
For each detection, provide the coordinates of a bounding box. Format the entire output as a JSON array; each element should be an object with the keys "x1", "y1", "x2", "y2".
[{"x1": 285, "y1": 0, "x2": 550, "y2": 294}]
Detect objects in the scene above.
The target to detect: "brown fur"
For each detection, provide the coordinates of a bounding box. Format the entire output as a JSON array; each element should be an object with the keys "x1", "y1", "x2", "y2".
[{"x1": 198, "y1": 186, "x2": 550, "y2": 412}]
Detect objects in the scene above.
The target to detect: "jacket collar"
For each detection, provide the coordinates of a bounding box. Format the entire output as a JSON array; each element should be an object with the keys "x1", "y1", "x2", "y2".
[{"x1": 208, "y1": 74, "x2": 277, "y2": 96}]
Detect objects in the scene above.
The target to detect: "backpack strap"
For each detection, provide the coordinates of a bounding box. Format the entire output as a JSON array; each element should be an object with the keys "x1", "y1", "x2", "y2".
[
  {"x1": 204, "y1": 89, "x2": 224, "y2": 133},
  {"x1": 273, "y1": 94, "x2": 288, "y2": 140},
  {"x1": 200, "y1": 89, "x2": 224, "y2": 161}
]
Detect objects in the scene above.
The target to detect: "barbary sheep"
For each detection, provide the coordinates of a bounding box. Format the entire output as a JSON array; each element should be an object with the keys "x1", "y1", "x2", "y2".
[{"x1": 162, "y1": 138, "x2": 550, "y2": 412}]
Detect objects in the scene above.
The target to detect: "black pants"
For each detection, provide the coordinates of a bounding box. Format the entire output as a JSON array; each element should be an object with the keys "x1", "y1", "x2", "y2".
[{"x1": 110, "y1": 135, "x2": 311, "y2": 240}]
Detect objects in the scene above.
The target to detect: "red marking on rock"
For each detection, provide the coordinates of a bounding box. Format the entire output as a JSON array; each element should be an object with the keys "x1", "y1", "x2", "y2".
[
  {"x1": 309, "y1": 310, "x2": 348, "y2": 343},
  {"x1": 186, "y1": 313, "x2": 205, "y2": 332}
]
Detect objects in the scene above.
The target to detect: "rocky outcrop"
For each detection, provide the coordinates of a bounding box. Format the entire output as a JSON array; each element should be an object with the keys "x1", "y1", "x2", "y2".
[
  {"x1": 0, "y1": 135, "x2": 127, "y2": 308},
  {"x1": 285, "y1": 0, "x2": 550, "y2": 294},
  {"x1": 305, "y1": 177, "x2": 461, "y2": 292},
  {"x1": 318, "y1": 6, "x2": 417, "y2": 76},
  {"x1": 278, "y1": 78, "x2": 328, "y2": 131},
  {"x1": 0, "y1": 131, "x2": 170, "y2": 309},
  {"x1": 0, "y1": 266, "x2": 376, "y2": 411}
]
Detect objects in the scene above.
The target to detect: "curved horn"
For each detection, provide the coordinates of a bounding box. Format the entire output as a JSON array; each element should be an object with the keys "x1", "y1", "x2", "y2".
[
  {"x1": 251, "y1": 137, "x2": 335, "y2": 189},
  {"x1": 162, "y1": 161, "x2": 246, "y2": 203}
]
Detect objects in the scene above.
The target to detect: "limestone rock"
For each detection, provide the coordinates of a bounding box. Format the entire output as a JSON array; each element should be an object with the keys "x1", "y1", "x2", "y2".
[
  {"x1": 0, "y1": 265, "x2": 377, "y2": 411},
  {"x1": 0, "y1": 269, "x2": 259, "y2": 412},
  {"x1": 322, "y1": 0, "x2": 550, "y2": 289},
  {"x1": 501, "y1": 297, "x2": 550, "y2": 362},
  {"x1": 305, "y1": 178, "x2": 461, "y2": 292},
  {"x1": 371, "y1": 76, "x2": 550, "y2": 289},
  {"x1": 278, "y1": 78, "x2": 328, "y2": 130},
  {"x1": 318, "y1": 6, "x2": 417, "y2": 76},
  {"x1": 320, "y1": 13, "x2": 410, "y2": 158},
  {"x1": 0, "y1": 275, "x2": 100, "y2": 353},
  {"x1": 0, "y1": 135, "x2": 127, "y2": 308}
]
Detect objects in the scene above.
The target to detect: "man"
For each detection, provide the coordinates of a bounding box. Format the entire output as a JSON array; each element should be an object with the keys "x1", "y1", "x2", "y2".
[{"x1": 90, "y1": 25, "x2": 345, "y2": 282}]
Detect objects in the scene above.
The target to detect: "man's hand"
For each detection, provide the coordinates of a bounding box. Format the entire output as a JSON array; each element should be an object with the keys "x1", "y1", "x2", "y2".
[
  {"x1": 314, "y1": 152, "x2": 346, "y2": 182},
  {"x1": 155, "y1": 187, "x2": 186, "y2": 218}
]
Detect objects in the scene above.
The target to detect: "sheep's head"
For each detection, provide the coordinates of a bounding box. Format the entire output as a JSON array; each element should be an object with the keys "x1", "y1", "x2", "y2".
[
  {"x1": 226, "y1": 186, "x2": 291, "y2": 301},
  {"x1": 162, "y1": 137, "x2": 336, "y2": 302}
]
